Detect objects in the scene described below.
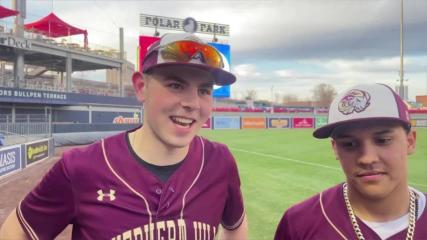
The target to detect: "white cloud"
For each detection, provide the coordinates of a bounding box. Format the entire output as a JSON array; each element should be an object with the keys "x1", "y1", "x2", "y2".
[
  {"x1": 233, "y1": 64, "x2": 261, "y2": 77},
  {"x1": 232, "y1": 56, "x2": 427, "y2": 101},
  {"x1": 275, "y1": 70, "x2": 297, "y2": 78}
]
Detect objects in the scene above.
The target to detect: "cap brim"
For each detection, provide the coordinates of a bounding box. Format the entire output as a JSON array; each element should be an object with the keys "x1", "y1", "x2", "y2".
[
  {"x1": 312, "y1": 121, "x2": 344, "y2": 139},
  {"x1": 144, "y1": 62, "x2": 236, "y2": 86},
  {"x1": 313, "y1": 117, "x2": 411, "y2": 139}
]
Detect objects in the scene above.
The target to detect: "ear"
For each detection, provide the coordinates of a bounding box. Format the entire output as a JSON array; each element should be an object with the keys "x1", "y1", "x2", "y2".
[
  {"x1": 406, "y1": 130, "x2": 416, "y2": 155},
  {"x1": 331, "y1": 139, "x2": 340, "y2": 160},
  {"x1": 132, "y1": 72, "x2": 146, "y2": 103}
]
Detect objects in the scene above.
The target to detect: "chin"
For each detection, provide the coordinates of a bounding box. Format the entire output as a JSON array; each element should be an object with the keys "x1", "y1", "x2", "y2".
[
  {"x1": 164, "y1": 136, "x2": 195, "y2": 149},
  {"x1": 356, "y1": 185, "x2": 390, "y2": 200}
]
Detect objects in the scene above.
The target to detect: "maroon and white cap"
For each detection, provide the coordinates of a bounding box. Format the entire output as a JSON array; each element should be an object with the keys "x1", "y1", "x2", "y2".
[
  {"x1": 141, "y1": 33, "x2": 236, "y2": 86},
  {"x1": 313, "y1": 83, "x2": 411, "y2": 139}
]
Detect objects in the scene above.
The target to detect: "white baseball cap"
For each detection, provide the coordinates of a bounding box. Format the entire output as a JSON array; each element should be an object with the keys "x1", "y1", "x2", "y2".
[
  {"x1": 140, "y1": 33, "x2": 235, "y2": 86},
  {"x1": 313, "y1": 83, "x2": 411, "y2": 139}
]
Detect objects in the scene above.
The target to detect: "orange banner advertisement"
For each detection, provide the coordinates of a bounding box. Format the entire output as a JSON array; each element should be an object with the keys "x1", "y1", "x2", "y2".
[{"x1": 241, "y1": 117, "x2": 266, "y2": 129}]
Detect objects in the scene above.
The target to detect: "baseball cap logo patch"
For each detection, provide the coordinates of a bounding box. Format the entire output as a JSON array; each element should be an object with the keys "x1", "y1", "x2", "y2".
[
  {"x1": 189, "y1": 51, "x2": 206, "y2": 64},
  {"x1": 338, "y1": 89, "x2": 371, "y2": 115}
]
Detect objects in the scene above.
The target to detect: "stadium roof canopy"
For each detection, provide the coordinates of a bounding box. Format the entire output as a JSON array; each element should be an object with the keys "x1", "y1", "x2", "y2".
[
  {"x1": 0, "y1": 5, "x2": 19, "y2": 19},
  {"x1": 24, "y1": 12, "x2": 88, "y2": 47}
]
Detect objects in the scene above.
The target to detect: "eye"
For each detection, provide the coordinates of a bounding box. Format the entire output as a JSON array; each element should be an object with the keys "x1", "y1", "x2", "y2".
[
  {"x1": 199, "y1": 88, "x2": 212, "y2": 96},
  {"x1": 167, "y1": 82, "x2": 183, "y2": 91},
  {"x1": 337, "y1": 140, "x2": 358, "y2": 150},
  {"x1": 375, "y1": 137, "x2": 392, "y2": 145}
]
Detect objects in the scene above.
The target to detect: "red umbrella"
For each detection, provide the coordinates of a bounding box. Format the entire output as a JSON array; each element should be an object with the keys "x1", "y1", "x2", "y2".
[{"x1": 0, "y1": 5, "x2": 19, "y2": 19}]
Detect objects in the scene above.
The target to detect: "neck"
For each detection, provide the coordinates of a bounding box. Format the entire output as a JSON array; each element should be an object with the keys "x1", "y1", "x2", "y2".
[
  {"x1": 130, "y1": 127, "x2": 189, "y2": 166},
  {"x1": 348, "y1": 182, "x2": 410, "y2": 222}
]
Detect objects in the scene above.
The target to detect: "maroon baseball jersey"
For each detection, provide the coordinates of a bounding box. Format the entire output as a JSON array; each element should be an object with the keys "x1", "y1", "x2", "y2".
[
  {"x1": 17, "y1": 131, "x2": 245, "y2": 239},
  {"x1": 275, "y1": 184, "x2": 427, "y2": 240}
]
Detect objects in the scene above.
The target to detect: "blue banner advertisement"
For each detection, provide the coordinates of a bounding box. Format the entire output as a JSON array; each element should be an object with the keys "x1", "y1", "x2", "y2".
[
  {"x1": 0, "y1": 145, "x2": 22, "y2": 177},
  {"x1": 209, "y1": 42, "x2": 231, "y2": 98},
  {"x1": 268, "y1": 118, "x2": 290, "y2": 128},
  {"x1": 213, "y1": 116, "x2": 240, "y2": 129}
]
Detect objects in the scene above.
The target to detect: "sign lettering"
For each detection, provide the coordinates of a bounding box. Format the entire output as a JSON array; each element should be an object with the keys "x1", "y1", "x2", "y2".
[{"x1": 140, "y1": 14, "x2": 229, "y2": 36}]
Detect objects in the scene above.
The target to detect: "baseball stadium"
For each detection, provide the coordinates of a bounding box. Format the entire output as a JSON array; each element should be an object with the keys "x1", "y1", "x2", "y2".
[{"x1": 1, "y1": 1, "x2": 427, "y2": 239}]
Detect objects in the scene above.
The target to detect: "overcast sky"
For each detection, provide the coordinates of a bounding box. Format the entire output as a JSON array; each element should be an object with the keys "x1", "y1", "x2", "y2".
[{"x1": 2, "y1": 0, "x2": 426, "y2": 101}]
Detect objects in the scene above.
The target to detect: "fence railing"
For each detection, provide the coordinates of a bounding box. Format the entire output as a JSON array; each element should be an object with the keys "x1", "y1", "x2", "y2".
[
  {"x1": 0, "y1": 114, "x2": 51, "y2": 142},
  {"x1": 0, "y1": 122, "x2": 50, "y2": 136},
  {"x1": 0, "y1": 114, "x2": 49, "y2": 123}
]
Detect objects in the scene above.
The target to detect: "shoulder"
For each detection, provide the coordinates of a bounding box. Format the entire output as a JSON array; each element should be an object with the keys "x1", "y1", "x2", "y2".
[
  {"x1": 284, "y1": 191, "x2": 322, "y2": 220},
  {"x1": 198, "y1": 136, "x2": 230, "y2": 151},
  {"x1": 197, "y1": 136, "x2": 236, "y2": 169},
  {"x1": 286, "y1": 184, "x2": 342, "y2": 217},
  {"x1": 275, "y1": 192, "x2": 322, "y2": 239},
  {"x1": 197, "y1": 136, "x2": 233, "y2": 159},
  {"x1": 62, "y1": 131, "x2": 126, "y2": 159},
  {"x1": 412, "y1": 189, "x2": 427, "y2": 238},
  {"x1": 60, "y1": 131, "x2": 127, "y2": 176},
  {"x1": 276, "y1": 185, "x2": 343, "y2": 238}
]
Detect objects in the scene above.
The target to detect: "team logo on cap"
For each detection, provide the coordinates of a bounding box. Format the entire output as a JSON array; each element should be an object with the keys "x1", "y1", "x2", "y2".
[
  {"x1": 189, "y1": 51, "x2": 206, "y2": 64},
  {"x1": 338, "y1": 89, "x2": 371, "y2": 115}
]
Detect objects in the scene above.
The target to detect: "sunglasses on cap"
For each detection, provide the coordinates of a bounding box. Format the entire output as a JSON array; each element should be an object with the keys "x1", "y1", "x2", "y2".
[{"x1": 155, "y1": 40, "x2": 225, "y2": 69}]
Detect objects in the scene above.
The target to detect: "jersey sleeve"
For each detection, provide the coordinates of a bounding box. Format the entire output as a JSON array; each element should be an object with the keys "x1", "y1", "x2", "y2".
[
  {"x1": 220, "y1": 146, "x2": 245, "y2": 230},
  {"x1": 274, "y1": 211, "x2": 293, "y2": 240},
  {"x1": 17, "y1": 158, "x2": 75, "y2": 239}
]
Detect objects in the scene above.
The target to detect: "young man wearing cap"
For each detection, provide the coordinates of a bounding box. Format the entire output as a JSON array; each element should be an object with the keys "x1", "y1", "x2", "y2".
[
  {"x1": 0, "y1": 33, "x2": 247, "y2": 239},
  {"x1": 275, "y1": 83, "x2": 426, "y2": 240}
]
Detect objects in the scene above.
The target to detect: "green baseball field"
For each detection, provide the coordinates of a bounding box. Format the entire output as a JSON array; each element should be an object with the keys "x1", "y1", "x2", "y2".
[{"x1": 200, "y1": 128, "x2": 427, "y2": 240}]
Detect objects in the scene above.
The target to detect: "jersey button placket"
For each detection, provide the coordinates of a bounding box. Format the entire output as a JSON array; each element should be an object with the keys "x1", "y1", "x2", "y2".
[
  {"x1": 153, "y1": 185, "x2": 163, "y2": 220},
  {"x1": 165, "y1": 186, "x2": 174, "y2": 208},
  {"x1": 157, "y1": 184, "x2": 174, "y2": 215}
]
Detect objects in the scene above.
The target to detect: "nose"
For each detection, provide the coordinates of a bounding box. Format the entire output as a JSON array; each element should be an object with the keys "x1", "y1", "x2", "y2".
[
  {"x1": 357, "y1": 141, "x2": 379, "y2": 166},
  {"x1": 180, "y1": 88, "x2": 200, "y2": 111}
]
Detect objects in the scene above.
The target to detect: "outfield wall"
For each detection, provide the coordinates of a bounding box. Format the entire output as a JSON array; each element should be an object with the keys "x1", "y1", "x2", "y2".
[
  {"x1": 207, "y1": 112, "x2": 427, "y2": 129},
  {"x1": 0, "y1": 137, "x2": 54, "y2": 179}
]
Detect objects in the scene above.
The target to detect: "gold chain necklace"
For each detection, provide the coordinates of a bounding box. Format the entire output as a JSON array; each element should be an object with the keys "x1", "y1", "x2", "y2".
[{"x1": 343, "y1": 183, "x2": 416, "y2": 240}]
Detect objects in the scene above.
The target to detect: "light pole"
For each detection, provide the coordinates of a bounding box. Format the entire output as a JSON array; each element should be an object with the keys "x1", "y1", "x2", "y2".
[{"x1": 398, "y1": 0, "x2": 406, "y2": 100}]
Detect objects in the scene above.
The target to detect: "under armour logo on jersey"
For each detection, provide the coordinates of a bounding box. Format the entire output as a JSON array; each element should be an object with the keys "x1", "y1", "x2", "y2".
[
  {"x1": 97, "y1": 189, "x2": 116, "y2": 201},
  {"x1": 189, "y1": 51, "x2": 206, "y2": 64}
]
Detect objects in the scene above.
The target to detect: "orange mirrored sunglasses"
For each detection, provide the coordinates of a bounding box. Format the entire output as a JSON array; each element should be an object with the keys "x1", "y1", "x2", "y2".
[{"x1": 159, "y1": 41, "x2": 224, "y2": 69}]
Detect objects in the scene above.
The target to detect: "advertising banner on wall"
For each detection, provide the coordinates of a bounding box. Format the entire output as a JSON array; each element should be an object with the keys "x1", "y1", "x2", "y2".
[
  {"x1": 138, "y1": 36, "x2": 160, "y2": 72},
  {"x1": 209, "y1": 42, "x2": 231, "y2": 98},
  {"x1": 202, "y1": 118, "x2": 211, "y2": 129},
  {"x1": 26, "y1": 139, "x2": 49, "y2": 165},
  {"x1": 315, "y1": 116, "x2": 328, "y2": 128},
  {"x1": 213, "y1": 116, "x2": 240, "y2": 129},
  {"x1": 268, "y1": 118, "x2": 290, "y2": 128},
  {"x1": 293, "y1": 117, "x2": 314, "y2": 128},
  {"x1": 414, "y1": 119, "x2": 427, "y2": 127},
  {"x1": 0, "y1": 145, "x2": 21, "y2": 177},
  {"x1": 242, "y1": 117, "x2": 266, "y2": 129},
  {"x1": 111, "y1": 113, "x2": 141, "y2": 124}
]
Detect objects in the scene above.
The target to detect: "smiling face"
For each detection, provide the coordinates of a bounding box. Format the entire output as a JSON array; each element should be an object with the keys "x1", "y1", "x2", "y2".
[
  {"x1": 133, "y1": 65, "x2": 214, "y2": 150},
  {"x1": 331, "y1": 120, "x2": 416, "y2": 201}
]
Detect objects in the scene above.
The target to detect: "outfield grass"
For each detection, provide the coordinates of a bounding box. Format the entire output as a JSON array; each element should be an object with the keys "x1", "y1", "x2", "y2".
[{"x1": 200, "y1": 128, "x2": 427, "y2": 240}]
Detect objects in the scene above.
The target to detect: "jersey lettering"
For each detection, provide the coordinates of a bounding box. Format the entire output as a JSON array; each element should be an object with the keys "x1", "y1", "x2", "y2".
[{"x1": 112, "y1": 219, "x2": 216, "y2": 240}]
